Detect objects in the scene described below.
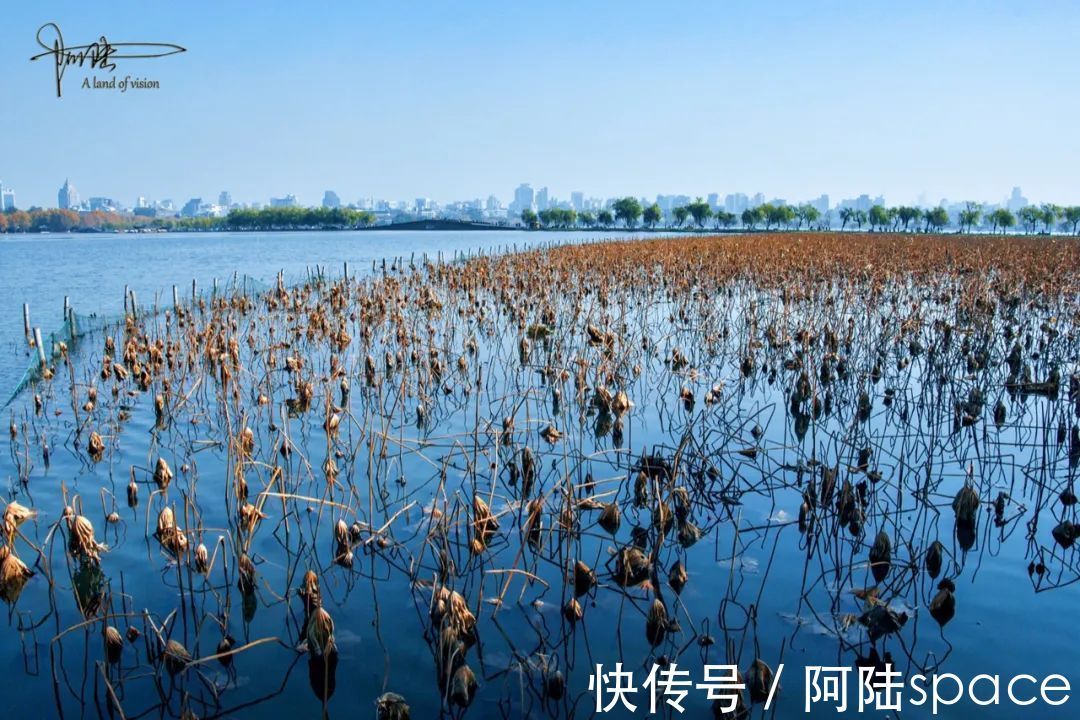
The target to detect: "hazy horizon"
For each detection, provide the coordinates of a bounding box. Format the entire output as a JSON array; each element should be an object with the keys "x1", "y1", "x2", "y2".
[{"x1": 2, "y1": 0, "x2": 1078, "y2": 209}]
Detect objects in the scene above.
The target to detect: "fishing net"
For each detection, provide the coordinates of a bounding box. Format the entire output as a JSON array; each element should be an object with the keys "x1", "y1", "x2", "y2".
[{"x1": 1, "y1": 272, "x2": 282, "y2": 409}]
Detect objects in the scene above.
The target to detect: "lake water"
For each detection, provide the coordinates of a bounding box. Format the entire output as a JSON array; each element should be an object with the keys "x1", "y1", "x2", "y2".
[
  {"x1": 0, "y1": 230, "x2": 628, "y2": 395},
  {"x1": 0, "y1": 230, "x2": 1077, "y2": 719}
]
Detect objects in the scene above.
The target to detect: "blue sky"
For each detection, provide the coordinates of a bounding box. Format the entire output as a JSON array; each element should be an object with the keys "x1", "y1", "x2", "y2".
[{"x1": 1, "y1": 0, "x2": 1078, "y2": 208}]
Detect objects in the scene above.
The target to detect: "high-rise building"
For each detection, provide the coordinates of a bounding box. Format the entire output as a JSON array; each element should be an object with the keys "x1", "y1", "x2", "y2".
[
  {"x1": 570, "y1": 191, "x2": 584, "y2": 211},
  {"x1": 811, "y1": 194, "x2": 830, "y2": 214},
  {"x1": 269, "y1": 195, "x2": 298, "y2": 208},
  {"x1": 181, "y1": 198, "x2": 203, "y2": 217},
  {"x1": 58, "y1": 179, "x2": 79, "y2": 210},
  {"x1": 1, "y1": 188, "x2": 14, "y2": 211},
  {"x1": 707, "y1": 193, "x2": 719, "y2": 210},
  {"x1": 1006, "y1": 186, "x2": 1028, "y2": 213},
  {"x1": 88, "y1": 197, "x2": 118, "y2": 212},
  {"x1": 751, "y1": 192, "x2": 765, "y2": 207},
  {"x1": 536, "y1": 186, "x2": 549, "y2": 211},
  {"x1": 218, "y1": 191, "x2": 232, "y2": 208},
  {"x1": 510, "y1": 184, "x2": 534, "y2": 216},
  {"x1": 724, "y1": 193, "x2": 749, "y2": 214},
  {"x1": 322, "y1": 190, "x2": 341, "y2": 209}
]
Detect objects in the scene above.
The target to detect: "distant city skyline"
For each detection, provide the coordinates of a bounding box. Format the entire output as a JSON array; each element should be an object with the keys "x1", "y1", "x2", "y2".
[
  {"x1": 0, "y1": 176, "x2": 1052, "y2": 221},
  {"x1": 2, "y1": 2, "x2": 1078, "y2": 208}
]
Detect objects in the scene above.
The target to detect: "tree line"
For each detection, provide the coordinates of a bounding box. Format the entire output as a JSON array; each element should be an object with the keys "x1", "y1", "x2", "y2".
[
  {"x1": 0, "y1": 206, "x2": 378, "y2": 233},
  {"x1": 520, "y1": 197, "x2": 1080, "y2": 235}
]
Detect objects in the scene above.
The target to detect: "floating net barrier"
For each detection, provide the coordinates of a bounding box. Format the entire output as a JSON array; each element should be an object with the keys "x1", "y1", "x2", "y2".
[
  {"x1": 0, "y1": 237, "x2": 579, "y2": 411},
  {"x1": 1, "y1": 271, "x2": 285, "y2": 410}
]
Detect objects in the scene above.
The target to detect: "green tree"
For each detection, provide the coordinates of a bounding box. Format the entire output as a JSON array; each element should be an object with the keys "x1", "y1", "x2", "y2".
[
  {"x1": 896, "y1": 206, "x2": 920, "y2": 231},
  {"x1": 612, "y1": 197, "x2": 643, "y2": 229},
  {"x1": 643, "y1": 203, "x2": 662, "y2": 229},
  {"x1": 923, "y1": 206, "x2": 948, "y2": 232},
  {"x1": 578, "y1": 210, "x2": 596, "y2": 228},
  {"x1": 521, "y1": 208, "x2": 539, "y2": 229},
  {"x1": 597, "y1": 209, "x2": 614, "y2": 228},
  {"x1": 713, "y1": 210, "x2": 737, "y2": 230},
  {"x1": 687, "y1": 198, "x2": 713, "y2": 229},
  {"x1": 839, "y1": 207, "x2": 855, "y2": 231},
  {"x1": 868, "y1": 204, "x2": 890, "y2": 231},
  {"x1": 1064, "y1": 206, "x2": 1080, "y2": 235},
  {"x1": 672, "y1": 206, "x2": 690, "y2": 228},
  {"x1": 795, "y1": 204, "x2": 820, "y2": 230},
  {"x1": 1017, "y1": 206, "x2": 1042, "y2": 234},
  {"x1": 989, "y1": 208, "x2": 1015, "y2": 234},
  {"x1": 958, "y1": 202, "x2": 982, "y2": 233},
  {"x1": 741, "y1": 207, "x2": 759, "y2": 230},
  {"x1": 759, "y1": 203, "x2": 777, "y2": 230},
  {"x1": 1040, "y1": 203, "x2": 1062, "y2": 233},
  {"x1": 854, "y1": 209, "x2": 868, "y2": 230}
]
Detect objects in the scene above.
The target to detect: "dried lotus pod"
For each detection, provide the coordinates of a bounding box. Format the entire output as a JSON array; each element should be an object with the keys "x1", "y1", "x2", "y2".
[
  {"x1": 669, "y1": 560, "x2": 688, "y2": 595},
  {"x1": 88, "y1": 431, "x2": 105, "y2": 458},
  {"x1": 306, "y1": 606, "x2": 336, "y2": 656},
  {"x1": 104, "y1": 625, "x2": 123, "y2": 664},
  {"x1": 376, "y1": 692, "x2": 411, "y2": 720},
  {"x1": 646, "y1": 598, "x2": 668, "y2": 646},
  {"x1": 163, "y1": 639, "x2": 191, "y2": 675},
  {"x1": 573, "y1": 560, "x2": 595, "y2": 597},
  {"x1": 598, "y1": 502, "x2": 621, "y2": 534},
  {"x1": 448, "y1": 664, "x2": 478, "y2": 708},
  {"x1": 153, "y1": 457, "x2": 174, "y2": 488},
  {"x1": 562, "y1": 597, "x2": 583, "y2": 625},
  {"x1": 0, "y1": 549, "x2": 34, "y2": 602},
  {"x1": 69, "y1": 514, "x2": 106, "y2": 562}
]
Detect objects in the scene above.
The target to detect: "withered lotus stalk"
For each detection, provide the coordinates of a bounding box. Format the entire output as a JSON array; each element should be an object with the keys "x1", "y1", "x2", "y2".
[{"x1": 194, "y1": 543, "x2": 209, "y2": 573}]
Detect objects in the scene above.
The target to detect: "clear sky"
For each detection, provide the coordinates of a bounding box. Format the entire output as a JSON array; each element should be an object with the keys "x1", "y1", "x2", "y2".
[{"x1": 1, "y1": 0, "x2": 1078, "y2": 209}]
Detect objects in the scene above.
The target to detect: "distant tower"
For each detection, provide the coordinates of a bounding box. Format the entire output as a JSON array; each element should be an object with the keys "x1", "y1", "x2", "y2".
[
  {"x1": 511, "y1": 184, "x2": 534, "y2": 215},
  {"x1": 218, "y1": 191, "x2": 232, "y2": 208},
  {"x1": 59, "y1": 178, "x2": 79, "y2": 209}
]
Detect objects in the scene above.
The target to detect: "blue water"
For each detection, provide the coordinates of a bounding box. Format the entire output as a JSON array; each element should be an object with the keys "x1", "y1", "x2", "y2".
[{"x1": 0, "y1": 231, "x2": 1077, "y2": 719}]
